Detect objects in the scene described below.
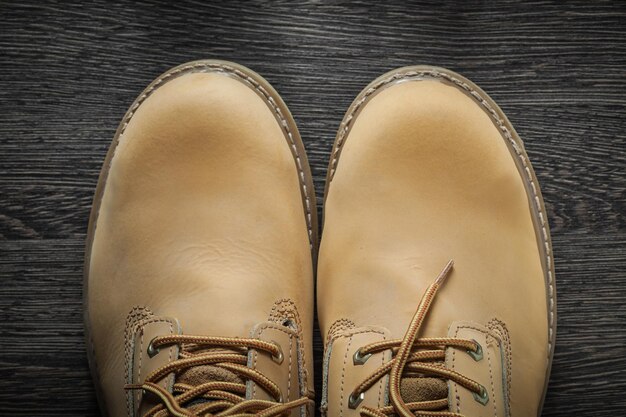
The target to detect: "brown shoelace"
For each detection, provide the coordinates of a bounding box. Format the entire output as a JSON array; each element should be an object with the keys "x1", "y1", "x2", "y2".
[
  {"x1": 351, "y1": 260, "x2": 486, "y2": 417},
  {"x1": 125, "y1": 335, "x2": 313, "y2": 417}
]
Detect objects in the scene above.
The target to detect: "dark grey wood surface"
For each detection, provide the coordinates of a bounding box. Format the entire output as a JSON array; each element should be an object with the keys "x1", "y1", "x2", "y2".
[{"x1": 1, "y1": 1, "x2": 625, "y2": 415}]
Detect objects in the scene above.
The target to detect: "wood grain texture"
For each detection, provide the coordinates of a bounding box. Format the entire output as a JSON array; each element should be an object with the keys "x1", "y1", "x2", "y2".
[{"x1": 1, "y1": 0, "x2": 625, "y2": 415}]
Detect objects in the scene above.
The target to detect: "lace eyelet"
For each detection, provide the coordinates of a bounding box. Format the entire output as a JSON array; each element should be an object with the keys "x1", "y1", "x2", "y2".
[
  {"x1": 348, "y1": 392, "x2": 365, "y2": 409},
  {"x1": 466, "y1": 339, "x2": 483, "y2": 361},
  {"x1": 147, "y1": 337, "x2": 160, "y2": 358},
  {"x1": 353, "y1": 348, "x2": 372, "y2": 365},
  {"x1": 473, "y1": 384, "x2": 489, "y2": 405},
  {"x1": 271, "y1": 341, "x2": 284, "y2": 364}
]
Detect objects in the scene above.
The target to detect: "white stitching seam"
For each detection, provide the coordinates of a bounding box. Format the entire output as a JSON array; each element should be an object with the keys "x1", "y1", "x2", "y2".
[
  {"x1": 377, "y1": 334, "x2": 386, "y2": 409},
  {"x1": 487, "y1": 337, "x2": 498, "y2": 417},
  {"x1": 339, "y1": 335, "x2": 353, "y2": 417},
  {"x1": 137, "y1": 328, "x2": 143, "y2": 410},
  {"x1": 328, "y1": 69, "x2": 555, "y2": 357},
  {"x1": 288, "y1": 334, "x2": 293, "y2": 402}
]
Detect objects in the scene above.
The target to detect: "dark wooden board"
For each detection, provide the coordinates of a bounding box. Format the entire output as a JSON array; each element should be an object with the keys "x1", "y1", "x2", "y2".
[{"x1": 1, "y1": 0, "x2": 625, "y2": 415}]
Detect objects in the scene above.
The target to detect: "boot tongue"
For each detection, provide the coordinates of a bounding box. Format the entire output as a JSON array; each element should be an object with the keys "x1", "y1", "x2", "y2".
[
  {"x1": 177, "y1": 364, "x2": 244, "y2": 386},
  {"x1": 176, "y1": 346, "x2": 245, "y2": 386},
  {"x1": 400, "y1": 377, "x2": 448, "y2": 403},
  {"x1": 174, "y1": 347, "x2": 245, "y2": 410}
]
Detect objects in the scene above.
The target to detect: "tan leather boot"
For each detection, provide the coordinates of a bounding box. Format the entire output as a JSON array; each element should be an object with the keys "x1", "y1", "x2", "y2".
[
  {"x1": 84, "y1": 61, "x2": 317, "y2": 417},
  {"x1": 318, "y1": 66, "x2": 555, "y2": 417}
]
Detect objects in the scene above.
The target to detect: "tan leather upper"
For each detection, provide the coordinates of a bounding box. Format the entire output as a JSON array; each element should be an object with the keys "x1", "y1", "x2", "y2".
[
  {"x1": 85, "y1": 63, "x2": 315, "y2": 417},
  {"x1": 318, "y1": 70, "x2": 553, "y2": 416}
]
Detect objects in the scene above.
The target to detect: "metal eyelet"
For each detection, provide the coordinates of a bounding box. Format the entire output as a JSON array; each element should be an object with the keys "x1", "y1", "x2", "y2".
[
  {"x1": 353, "y1": 348, "x2": 372, "y2": 365},
  {"x1": 271, "y1": 341, "x2": 284, "y2": 365},
  {"x1": 473, "y1": 384, "x2": 489, "y2": 405},
  {"x1": 348, "y1": 392, "x2": 365, "y2": 409},
  {"x1": 146, "y1": 337, "x2": 160, "y2": 358},
  {"x1": 466, "y1": 339, "x2": 483, "y2": 361}
]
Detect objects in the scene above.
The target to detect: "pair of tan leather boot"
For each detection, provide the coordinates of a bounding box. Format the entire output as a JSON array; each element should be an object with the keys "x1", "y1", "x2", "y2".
[{"x1": 85, "y1": 61, "x2": 555, "y2": 417}]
